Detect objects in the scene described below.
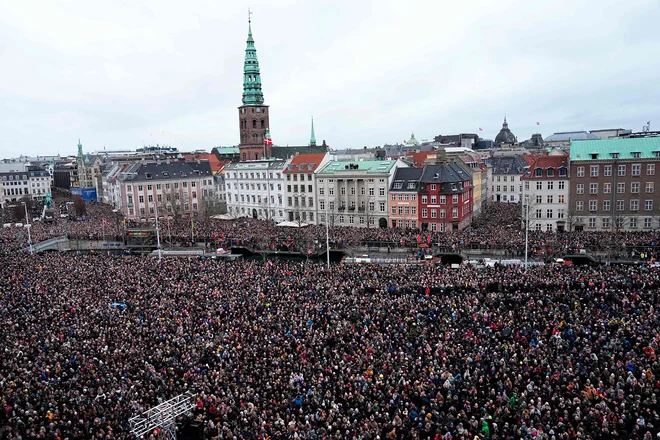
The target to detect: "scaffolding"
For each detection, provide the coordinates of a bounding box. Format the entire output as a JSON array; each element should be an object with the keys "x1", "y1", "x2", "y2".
[{"x1": 129, "y1": 392, "x2": 196, "y2": 439}]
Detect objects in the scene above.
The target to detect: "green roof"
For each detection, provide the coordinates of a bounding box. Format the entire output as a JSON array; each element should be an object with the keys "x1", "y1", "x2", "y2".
[
  {"x1": 570, "y1": 137, "x2": 660, "y2": 161},
  {"x1": 215, "y1": 147, "x2": 239, "y2": 155},
  {"x1": 317, "y1": 159, "x2": 398, "y2": 174}
]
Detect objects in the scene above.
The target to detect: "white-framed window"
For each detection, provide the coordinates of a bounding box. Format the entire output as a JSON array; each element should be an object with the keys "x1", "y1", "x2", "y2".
[
  {"x1": 632, "y1": 164, "x2": 641, "y2": 176},
  {"x1": 602, "y1": 218, "x2": 611, "y2": 229},
  {"x1": 631, "y1": 182, "x2": 640, "y2": 194},
  {"x1": 603, "y1": 183, "x2": 611, "y2": 194},
  {"x1": 647, "y1": 164, "x2": 655, "y2": 176},
  {"x1": 589, "y1": 217, "x2": 596, "y2": 229},
  {"x1": 646, "y1": 182, "x2": 654, "y2": 193},
  {"x1": 603, "y1": 200, "x2": 611, "y2": 211},
  {"x1": 630, "y1": 199, "x2": 639, "y2": 211},
  {"x1": 616, "y1": 200, "x2": 625, "y2": 211},
  {"x1": 630, "y1": 217, "x2": 638, "y2": 229},
  {"x1": 452, "y1": 195, "x2": 458, "y2": 204},
  {"x1": 536, "y1": 181, "x2": 542, "y2": 190},
  {"x1": 431, "y1": 209, "x2": 437, "y2": 218},
  {"x1": 590, "y1": 165, "x2": 599, "y2": 177},
  {"x1": 576, "y1": 201, "x2": 584, "y2": 211},
  {"x1": 645, "y1": 200, "x2": 653, "y2": 211},
  {"x1": 422, "y1": 208, "x2": 428, "y2": 218},
  {"x1": 589, "y1": 200, "x2": 597, "y2": 211},
  {"x1": 547, "y1": 181, "x2": 554, "y2": 190},
  {"x1": 589, "y1": 183, "x2": 598, "y2": 194},
  {"x1": 546, "y1": 209, "x2": 553, "y2": 218},
  {"x1": 604, "y1": 165, "x2": 612, "y2": 177},
  {"x1": 576, "y1": 184, "x2": 584, "y2": 194},
  {"x1": 558, "y1": 181, "x2": 565, "y2": 190},
  {"x1": 577, "y1": 166, "x2": 585, "y2": 177},
  {"x1": 618, "y1": 164, "x2": 626, "y2": 176},
  {"x1": 452, "y1": 208, "x2": 458, "y2": 218},
  {"x1": 617, "y1": 183, "x2": 625, "y2": 194},
  {"x1": 644, "y1": 217, "x2": 652, "y2": 228}
]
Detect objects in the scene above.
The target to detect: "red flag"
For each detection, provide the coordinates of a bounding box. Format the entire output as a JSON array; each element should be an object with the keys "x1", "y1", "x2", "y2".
[
  {"x1": 536, "y1": 122, "x2": 541, "y2": 126},
  {"x1": 416, "y1": 234, "x2": 421, "y2": 243},
  {"x1": 264, "y1": 136, "x2": 273, "y2": 146},
  {"x1": 403, "y1": 140, "x2": 407, "y2": 144},
  {"x1": 479, "y1": 127, "x2": 483, "y2": 131},
  {"x1": 427, "y1": 235, "x2": 431, "y2": 245}
]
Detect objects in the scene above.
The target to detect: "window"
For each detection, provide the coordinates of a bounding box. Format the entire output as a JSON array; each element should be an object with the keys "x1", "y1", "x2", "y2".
[
  {"x1": 631, "y1": 182, "x2": 640, "y2": 193},
  {"x1": 576, "y1": 184, "x2": 584, "y2": 194},
  {"x1": 630, "y1": 217, "x2": 638, "y2": 229},
  {"x1": 645, "y1": 217, "x2": 652, "y2": 229},
  {"x1": 440, "y1": 209, "x2": 446, "y2": 218},
  {"x1": 603, "y1": 183, "x2": 611, "y2": 194},
  {"x1": 338, "y1": 215, "x2": 344, "y2": 224},
  {"x1": 138, "y1": 185, "x2": 143, "y2": 191},
  {"x1": 369, "y1": 187, "x2": 374, "y2": 196},
  {"x1": 379, "y1": 187, "x2": 385, "y2": 196},
  {"x1": 547, "y1": 195, "x2": 553, "y2": 203},
  {"x1": 421, "y1": 195, "x2": 427, "y2": 204},
  {"x1": 319, "y1": 200, "x2": 325, "y2": 210},
  {"x1": 630, "y1": 200, "x2": 639, "y2": 211},
  {"x1": 589, "y1": 183, "x2": 598, "y2": 194},
  {"x1": 525, "y1": 181, "x2": 530, "y2": 190},
  {"x1": 534, "y1": 168, "x2": 542, "y2": 177},
  {"x1": 577, "y1": 166, "x2": 585, "y2": 177},
  {"x1": 535, "y1": 209, "x2": 542, "y2": 219},
  {"x1": 559, "y1": 168, "x2": 567, "y2": 177},
  {"x1": 547, "y1": 181, "x2": 554, "y2": 190},
  {"x1": 430, "y1": 196, "x2": 437, "y2": 204},
  {"x1": 604, "y1": 165, "x2": 612, "y2": 177},
  {"x1": 616, "y1": 200, "x2": 624, "y2": 211},
  {"x1": 558, "y1": 181, "x2": 565, "y2": 190},
  {"x1": 617, "y1": 183, "x2": 625, "y2": 194},
  {"x1": 319, "y1": 187, "x2": 324, "y2": 195},
  {"x1": 535, "y1": 224, "x2": 542, "y2": 231},
  {"x1": 546, "y1": 223, "x2": 553, "y2": 232},
  {"x1": 647, "y1": 164, "x2": 655, "y2": 176},
  {"x1": 422, "y1": 208, "x2": 428, "y2": 218},
  {"x1": 589, "y1": 200, "x2": 597, "y2": 212},
  {"x1": 452, "y1": 208, "x2": 458, "y2": 219},
  {"x1": 139, "y1": 195, "x2": 144, "y2": 203},
  {"x1": 618, "y1": 165, "x2": 626, "y2": 176},
  {"x1": 558, "y1": 195, "x2": 565, "y2": 203},
  {"x1": 379, "y1": 202, "x2": 385, "y2": 212},
  {"x1": 632, "y1": 164, "x2": 641, "y2": 177},
  {"x1": 590, "y1": 165, "x2": 599, "y2": 177},
  {"x1": 440, "y1": 195, "x2": 446, "y2": 204},
  {"x1": 535, "y1": 195, "x2": 542, "y2": 204},
  {"x1": 496, "y1": 185, "x2": 501, "y2": 192},
  {"x1": 589, "y1": 218, "x2": 596, "y2": 229},
  {"x1": 603, "y1": 200, "x2": 611, "y2": 211},
  {"x1": 452, "y1": 195, "x2": 458, "y2": 204},
  {"x1": 536, "y1": 181, "x2": 542, "y2": 190},
  {"x1": 340, "y1": 187, "x2": 345, "y2": 195},
  {"x1": 558, "y1": 208, "x2": 565, "y2": 218},
  {"x1": 576, "y1": 201, "x2": 584, "y2": 211},
  {"x1": 329, "y1": 188, "x2": 334, "y2": 196},
  {"x1": 646, "y1": 182, "x2": 654, "y2": 193},
  {"x1": 645, "y1": 200, "x2": 653, "y2": 211},
  {"x1": 547, "y1": 168, "x2": 555, "y2": 177},
  {"x1": 546, "y1": 209, "x2": 553, "y2": 218},
  {"x1": 431, "y1": 209, "x2": 437, "y2": 219},
  {"x1": 503, "y1": 195, "x2": 508, "y2": 202},
  {"x1": 391, "y1": 206, "x2": 397, "y2": 214},
  {"x1": 602, "y1": 218, "x2": 611, "y2": 229}
]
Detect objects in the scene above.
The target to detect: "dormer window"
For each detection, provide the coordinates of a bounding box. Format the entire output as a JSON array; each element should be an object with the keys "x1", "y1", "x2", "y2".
[
  {"x1": 162, "y1": 172, "x2": 169, "y2": 178},
  {"x1": 393, "y1": 182, "x2": 403, "y2": 189},
  {"x1": 407, "y1": 182, "x2": 416, "y2": 189},
  {"x1": 654, "y1": 151, "x2": 660, "y2": 158},
  {"x1": 145, "y1": 173, "x2": 152, "y2": 179},
  {"x1": 299, "y1": 163, "x2": 306, "y2": 170},
  {"x1": 590, "y1": 153, "x2": 599, "y2": 160},
  {"x1": 547, "y1": 168, "x2": 555, "y2": 177},
  {"x1": 534, "y1": 168, "x2": 542, "y2": 177},
  {"x1": 632, "y1": 152, "x2": 641, "y2": 158},
  {"x1": 559, "y1": 167, "x2": 567, "y2": 176},
  {"x1": 610, "y1": 152, "x2": 620, "y2": 159},
  {"x1": 180, "y1": 172, "x2": 187, "y2": 177}
]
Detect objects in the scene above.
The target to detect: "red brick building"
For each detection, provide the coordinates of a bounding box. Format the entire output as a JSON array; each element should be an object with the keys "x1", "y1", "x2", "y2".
[{"x1": 418, "y1": 163, "x2": 473, "y2": 231}]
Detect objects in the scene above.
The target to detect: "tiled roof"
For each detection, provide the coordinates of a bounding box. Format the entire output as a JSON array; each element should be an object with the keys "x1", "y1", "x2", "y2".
[
  {"x1": 522, "y1": 154, "x2": 569, "y2": 180},
  {"x1": 545, "y1": 131, "x2": 599, "y2": 142},
  {"x1": 390, "y1": 167, "x2": 423, "y2": 191},
  {"x1": 570, "y1": 137, "x2": 660, "y2": 161},
  {"x1": 118, "y1": 161, "x2": 212, "y2": 182},
  {"x1": 489, "y1": 156, "x2": 530, "y2": 175},
  {"x1": 282, "y1": 153, "x2": 327, "y2": 173},
  {"x1": 183, "y1": 153, "x2": 224, "y2": 174},
  {"x1": 405, "y1": 151, "x2": 435, "y2": 167}
]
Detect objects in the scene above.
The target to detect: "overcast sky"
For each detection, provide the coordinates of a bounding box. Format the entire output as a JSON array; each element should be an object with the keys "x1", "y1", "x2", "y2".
[{"x1": 1, "y1": 0, "x2": 659, "y2": 157}]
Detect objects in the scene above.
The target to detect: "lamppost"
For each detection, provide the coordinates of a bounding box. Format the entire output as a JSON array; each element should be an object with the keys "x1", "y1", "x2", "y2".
[
  {"x1": 524, "y1": 194, "x2": 529, "y2": 268},
  {"x1": 23, "y1": 202, "x2": 33, "y2": 255}
]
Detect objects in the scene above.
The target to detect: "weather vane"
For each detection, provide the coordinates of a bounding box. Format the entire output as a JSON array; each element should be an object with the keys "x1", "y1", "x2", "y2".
[{"x1": 248, "y1": 8, "x2": 252, "y2": 23}]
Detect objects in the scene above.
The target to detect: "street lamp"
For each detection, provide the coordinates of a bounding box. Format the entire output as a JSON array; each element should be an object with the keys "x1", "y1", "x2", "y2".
[
  {"x1": 524, "y1": 194, "x2": 529, "y2": 268},
  {"x1": 22, "y1": 202, "x2": 33, "y2": 255}
]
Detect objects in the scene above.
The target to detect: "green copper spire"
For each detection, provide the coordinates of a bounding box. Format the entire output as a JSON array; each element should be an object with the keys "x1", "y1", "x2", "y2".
[
  {"x1": 242, "y1": 12, "x2": 264, "y2": 106},
  {"x1": 310, "y1": 117, "x2": 316, "y2": 146},
  {"x1": 77, "y1": 139, "x2": 83, "y2": 158}
]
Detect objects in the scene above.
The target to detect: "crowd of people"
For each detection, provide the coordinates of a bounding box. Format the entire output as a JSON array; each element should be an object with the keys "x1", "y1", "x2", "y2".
[{"x1": 1, "y1": 244, "x2": 660, "y2": 438}]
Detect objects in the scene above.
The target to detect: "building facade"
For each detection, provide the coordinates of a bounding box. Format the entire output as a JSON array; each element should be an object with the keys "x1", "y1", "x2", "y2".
[
  {"x1": 570, "y1": 138, "x2": 660, "y2": 231},
  {"x1": 282, "y1": 153, "x2": 331, "y2": 224},
  {"x1": 225, "y1": 160, "x2": 287, "y2": 222},
  {"x1": 389, "y1": 167, "x2": 423, "y2": 229},
  {"x1": 521, "y1": 154, "x2": 570, "y2": 232},
  {"x1": 490, "y1": 156, "x2": 531, "y2": 203},
  {"x1": 0, "y1": 167, "x2": 51, "y2": 208},
  {"x1": 418, "y1": 163, "x2": 473, "y2": 232},
  {"x1": 316, "y1": 159, "x2": 406, "y2": 228},
  {"x1": 116, "y1": 161, "x2": 213, "y2": 221}
]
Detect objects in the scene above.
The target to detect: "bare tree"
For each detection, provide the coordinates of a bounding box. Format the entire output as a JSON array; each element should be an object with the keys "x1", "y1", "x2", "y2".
[
  {"x1": 73, "y1": 195, "x2": 86, "y2": 217},
  {"x1": 564, "y1": 205, "x2": 583, "y2": 232}
]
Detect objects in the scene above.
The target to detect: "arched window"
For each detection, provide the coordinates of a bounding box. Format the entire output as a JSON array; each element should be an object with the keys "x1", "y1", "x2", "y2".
[
  {"x1": 254, "y1": 153, "x2": 259, "y2": 160},
  {"x1": 242, "y1": 153, "x2": 246, "y2": 161},
  {"x1": 261, "y1": 120, "x2": 265, "y2": 129},
  {"x1": 253, "y1": 120, "x2": 257, "y2": 128}
]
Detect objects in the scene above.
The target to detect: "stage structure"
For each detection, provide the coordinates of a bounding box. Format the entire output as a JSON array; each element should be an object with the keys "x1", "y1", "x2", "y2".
[{"x1": 129, "y1": 392, "x2": 195, "y2": 439}]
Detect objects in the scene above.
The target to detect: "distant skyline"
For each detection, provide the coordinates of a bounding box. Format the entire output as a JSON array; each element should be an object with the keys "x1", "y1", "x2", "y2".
[{"x1": 0, "y1": 0, "x2": 659, "y2": 157}]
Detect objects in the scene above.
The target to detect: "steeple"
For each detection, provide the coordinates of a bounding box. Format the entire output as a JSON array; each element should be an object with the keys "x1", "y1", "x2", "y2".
[
  {"x1": 77, "y1": 139, "x2": 83, "y2": 158},
  {"x1": 242, "y1": 11, "x2": 264, "y2": 106},
  {"x1": 310, "y1": 117, "x2": 316, "y2": 147}
]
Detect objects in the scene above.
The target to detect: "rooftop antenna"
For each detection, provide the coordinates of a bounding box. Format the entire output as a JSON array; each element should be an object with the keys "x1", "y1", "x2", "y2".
[{"x1": 248, "y1": 7, "x2": 252, "y2": 24}]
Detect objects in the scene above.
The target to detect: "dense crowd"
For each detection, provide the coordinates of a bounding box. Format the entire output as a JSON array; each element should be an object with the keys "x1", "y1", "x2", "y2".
[{"x1": 2, "y1": 249, "x2": 660, "y2": 439}]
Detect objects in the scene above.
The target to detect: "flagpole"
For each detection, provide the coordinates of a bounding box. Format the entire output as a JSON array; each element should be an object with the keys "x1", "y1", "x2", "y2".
[{"x1": 325, "y1": 199, "x2": 330, "y2": 269}]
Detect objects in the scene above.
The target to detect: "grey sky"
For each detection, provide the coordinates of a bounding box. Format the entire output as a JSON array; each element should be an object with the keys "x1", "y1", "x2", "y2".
[{"x1": 0, "y1": 0, "x2": 659, "y2": 157}]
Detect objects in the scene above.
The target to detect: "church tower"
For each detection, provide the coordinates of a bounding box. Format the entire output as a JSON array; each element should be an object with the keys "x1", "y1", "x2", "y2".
[{"x1": 238, "y1": 13, "x2": 271, "y2": 161}]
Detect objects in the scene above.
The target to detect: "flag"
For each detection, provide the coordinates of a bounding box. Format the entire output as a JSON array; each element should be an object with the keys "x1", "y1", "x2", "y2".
[
  {"x1": 479, "y1": 128, "x2": 483, "y2": 131},
  {"x1": 416, "y1": 234, "x2": 421, "y2": 244},
  {"x1": 191, "y1": 218, "x2": 195, "y2": 229},
  {"x1": 264, "y1": 136, "x2": 273, "y2": 146},
  {"x1": 536, "y1": 122, "x2": 540, "y2": 126},
  {"x1": 403, "y1": 140, "x2": 407, "y2": 144},
  {"x1": 427, "y1": 235, "x2": 431, "y2": 245}
]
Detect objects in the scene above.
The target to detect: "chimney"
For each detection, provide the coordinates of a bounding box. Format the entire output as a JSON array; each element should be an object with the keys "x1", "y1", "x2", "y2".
[{"x1": 435, "y1": 147, "x2": 447, "y2": 165}]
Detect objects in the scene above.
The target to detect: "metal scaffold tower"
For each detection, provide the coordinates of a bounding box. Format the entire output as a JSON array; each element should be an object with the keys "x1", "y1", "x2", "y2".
[{"x1": 129, "y1": 392, "x2": 196, "y2": 439}]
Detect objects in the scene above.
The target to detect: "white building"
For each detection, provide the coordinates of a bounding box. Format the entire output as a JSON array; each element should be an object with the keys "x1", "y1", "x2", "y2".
[
  {"x1": 315, "y1": 158, "x2": 407, "y2": 228},
  {"x1": 0, "y1": 167, "x2": 52, "y2": 208},
  {"x1": 225, "y1": 159, "x2": 288, "y2": 222},
  {"x1": 490, "y1": 156, "x2": 531, "y2": 203},
  {"x1": 282, "y1": 153, "x2": 332, "y2": 224},
  {"x1": 521, "y1": 154, "x2": 570, "y2": 232}
]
